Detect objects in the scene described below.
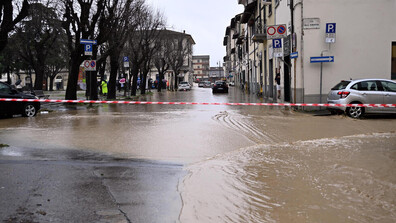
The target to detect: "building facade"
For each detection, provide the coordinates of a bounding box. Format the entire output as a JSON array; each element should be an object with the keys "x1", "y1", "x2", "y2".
[
  {"x1": 208, "y1": 67, "x2": 225, "y2": 82},
  {"x1": 224, "y1": 0, "x2": 396, "y2": 104},
  {"x1": 192, "y1": 55, "x2": 210, "y2": 82}
]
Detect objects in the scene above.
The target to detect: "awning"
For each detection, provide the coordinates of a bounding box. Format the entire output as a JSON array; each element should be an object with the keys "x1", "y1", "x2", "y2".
[{"x1": 241, "y1": 1, "x2": 257, "y2": 23}]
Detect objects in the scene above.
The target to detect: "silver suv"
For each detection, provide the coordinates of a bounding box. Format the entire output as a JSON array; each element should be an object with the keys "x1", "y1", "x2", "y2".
[{"x1": 327, "y1": 79, "x2": 396, "y2": 118}]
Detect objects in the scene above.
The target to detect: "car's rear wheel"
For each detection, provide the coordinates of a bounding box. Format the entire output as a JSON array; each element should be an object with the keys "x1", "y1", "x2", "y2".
[
  {"x1": 22, "y1": 103, "x2": 37, "y2": 117},
  {"x1": 346, "y1": 103, "x2": 364, "y2": 119}
]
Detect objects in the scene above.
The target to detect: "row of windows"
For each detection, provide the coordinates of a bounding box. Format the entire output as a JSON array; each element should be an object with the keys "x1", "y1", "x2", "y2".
[{"x1": 352, "y1": 81, "x2": 396, "y2": 92}]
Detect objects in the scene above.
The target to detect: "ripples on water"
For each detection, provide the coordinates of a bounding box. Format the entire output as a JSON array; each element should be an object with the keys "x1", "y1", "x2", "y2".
[{"x1": 179, "y1": 133, "x2": 396, "y2": 223}]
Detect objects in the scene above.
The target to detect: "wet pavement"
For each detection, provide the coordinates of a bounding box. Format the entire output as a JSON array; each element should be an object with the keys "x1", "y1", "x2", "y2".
[{"x1": 1, "y1": 85, "x2": 396, "y2": 222}]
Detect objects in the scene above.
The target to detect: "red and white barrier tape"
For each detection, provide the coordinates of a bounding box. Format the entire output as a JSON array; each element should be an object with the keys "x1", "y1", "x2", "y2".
[{"x1": 1, "y1": 98, "x2": 396, "y2": 108}]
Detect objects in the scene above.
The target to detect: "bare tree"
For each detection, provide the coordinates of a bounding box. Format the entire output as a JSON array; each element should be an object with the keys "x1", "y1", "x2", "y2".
[
  {"x1": 15, "y1": 2, "x2": 63, "y2": 90},
  {"x1": 105, "y1": 0, "x2": 143, "y2": 99},
  {"x1": 0, "y1": 0, "x2": 29, "y2": 53},
  {"x1": 126, "y1": 5, "x2": 165, "y2": 96},
  {"x1": 45, "y1": 36, "x2": 68, "y2": 91},
  {"x1": 152, "y1": 31, "x2": 171, "y2": 92},
  {"x1": 61, "y1": 0, "x2": 106, "y2": 100},
  {"x1": 166, "y1": 31, "x2": 194, "y2": 90}
]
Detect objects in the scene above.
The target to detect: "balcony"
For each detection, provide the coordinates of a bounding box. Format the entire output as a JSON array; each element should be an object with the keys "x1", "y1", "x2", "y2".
[
  {"x1": 236, "y1": 37, "x2": 244, "y2": 45},
  {"x1": 252, "y1": 33, "x2": 267, "y2": 42},
  {"x1": 232, "y1": 32, "x2": 240, "y2": 39},
  {"x1": 241, "y1": 1, "x2": 257, "y2": 24},
  {"x1": 223, "y1": 36, "x2": 228, "y2": 46}
]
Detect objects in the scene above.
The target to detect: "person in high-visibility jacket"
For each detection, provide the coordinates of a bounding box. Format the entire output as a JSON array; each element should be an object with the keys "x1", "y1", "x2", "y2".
[{"x1": 101, "y1": 80, "x2": 108, "y2": 96}]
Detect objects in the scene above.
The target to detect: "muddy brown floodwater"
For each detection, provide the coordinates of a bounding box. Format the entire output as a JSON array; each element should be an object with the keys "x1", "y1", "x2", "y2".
[
  {"x1": 1, "y1": 86, "x2": 396, "y2": 222},
  {"x1": 180, "y1": 110, "x2": 396, "y2": 223}
]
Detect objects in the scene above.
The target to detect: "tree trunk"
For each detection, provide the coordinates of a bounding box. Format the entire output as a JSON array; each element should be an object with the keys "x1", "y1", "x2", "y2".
[
  {"x1": 88, "y1": 71, "x2": 98, "y2": 100},
  {"x1": 140, "y1": 72, "x2": 147, "y2": 95},
  {"x1": 65, "y1": 55, "x2": 81, "y2": 100},
  {"x1": 157, "y1": 70, "x2": 163, "y2": 92},
  {"x1": 130, "y1": 65, "x2": 139, "y2": 96},
  {"x1": 6, "y1": 69, "x2": 11, "y2": 85},
  {"x1": 49, "y1": 76, "x2": 54, "y2": 91},
  {"x1": 174, "y1": 72, "x2": 178, "y2": 90},
  {"x1": 107, "y1": 54, "x2": 119, "y2": 99},
  {"x1": 33, "y1": 65, "x2": 45, "y2": 90}
]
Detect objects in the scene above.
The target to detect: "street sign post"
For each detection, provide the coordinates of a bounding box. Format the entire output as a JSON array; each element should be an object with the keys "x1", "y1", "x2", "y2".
[
  {"x1": 290, "y1": 52, "x2": 298, "y2": 59},
  {"x1": 81, "y1": 39, "x2": 97, "y2": 56},
  {"x1": 83, "y1": 60, "x2": 96, "y2": 71},
  {"x1": 123, "y1": 56, "x2": 129, "y2": 68},
  {"x1": 84, "y1": 44, "x2": 92, "y2": 56},
  {"x1": 325, "y1": 23, "x2": 336, "y2": 43},
  {"x1": 273, "y1": 39, "x2": 283, "y2": 57},
  {"x1": 266, "y1": 24, "x2": 287, "y2": 39},
  {"x1": 310, "y1": 56, "x2": 334, "y2": 63},
  {"x1": 311, "y1": 55, "x2": 334, "y2": 104},
  {"x1": 80, "y1": 39, "x2": 98, "y2": 45}
]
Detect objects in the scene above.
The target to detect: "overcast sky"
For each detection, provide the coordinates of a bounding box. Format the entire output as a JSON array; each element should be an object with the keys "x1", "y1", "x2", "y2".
[{"x1": 146, "y1": 0, "x2": 244, "y2": 67}]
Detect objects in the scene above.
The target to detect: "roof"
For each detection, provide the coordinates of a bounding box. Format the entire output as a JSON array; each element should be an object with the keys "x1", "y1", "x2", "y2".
[{"x1": 160, "y1": 29, "x2": 196, "y2": 45}]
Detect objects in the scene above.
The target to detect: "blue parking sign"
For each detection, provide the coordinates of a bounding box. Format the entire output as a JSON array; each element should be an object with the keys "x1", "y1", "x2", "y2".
[
  {"x1": 84, "y1": 44, "x2": 92, "y2": 56},
  {"x1": 326, "y1": 23, "x2": 336, "y2": 33},
  {"x1": 273, "y1": 39, "x2": 282, "y2": 48}
]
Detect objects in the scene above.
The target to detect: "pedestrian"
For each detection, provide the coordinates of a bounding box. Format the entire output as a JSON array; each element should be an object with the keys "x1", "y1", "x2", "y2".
[
  {"x1": 275, "y1": 67, "x2": 281, "y2": 99},
  {"x1": 15, "y1": 79, "x2": 23, "y2": 92},
  {"x1": 101, "y1": 80, "x2": 108, "y2": 96}
]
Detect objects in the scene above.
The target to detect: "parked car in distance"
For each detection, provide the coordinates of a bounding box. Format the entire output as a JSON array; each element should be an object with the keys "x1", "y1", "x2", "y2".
[
  {"x1": 0, "y1": 81, "x2": 40, "y2": 117},
  {"x1": 203, "y1": 81, "x2": 211, "y2": 88},
  {"x1": 198, "y1": 81, "x2": 205, "y2": 87},
  {"x1": 212, "y1": 80, "x2": 229, "y2": 93},
  {"x1": 327, "y1": 79, "x2": 396, "y2": 118},
  {"x1": 229, "y1": 81, "x2": 235, "y2": 86},
  {"x1": 178, "y1": 81, "x2": 192, "y2": 91}
]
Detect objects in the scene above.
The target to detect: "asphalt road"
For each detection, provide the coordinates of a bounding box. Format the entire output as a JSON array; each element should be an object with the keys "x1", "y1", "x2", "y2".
[{"x1": 0, "y1": 148, "x2": 185, "y2": 223}]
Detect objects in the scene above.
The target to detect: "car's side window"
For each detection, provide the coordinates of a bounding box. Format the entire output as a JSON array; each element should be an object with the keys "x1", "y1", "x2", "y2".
[
  {"x1": 381, "y1": 81, "x2": 396, "y2": 92},
  {"x1": 351, "y1": 81, "x2": 371, "y2": 91},
  {"x1": 0, "y1": 83, "x2": 12, "y2": 94},
  {"x1": 367, "y1": 81, "x2": 378, "y2": 91}
]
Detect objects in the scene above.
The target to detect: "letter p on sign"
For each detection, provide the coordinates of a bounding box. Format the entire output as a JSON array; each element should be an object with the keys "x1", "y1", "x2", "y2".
[{"x1": 326, "y1": 23, "x2": 336, "y2": 33}]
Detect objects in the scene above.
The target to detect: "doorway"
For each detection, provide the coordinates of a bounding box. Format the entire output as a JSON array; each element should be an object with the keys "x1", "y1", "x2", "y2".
[
  {"x1": 283, "y1": 56, "x2": 291, "y2": 102},
  {"x1": 269, "y1": 59, "x2": 273, "y2": 98}
]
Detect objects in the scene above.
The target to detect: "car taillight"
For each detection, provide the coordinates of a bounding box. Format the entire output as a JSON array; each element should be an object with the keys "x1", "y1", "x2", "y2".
[{"x1": 337, "y1": 91, "x2": 350, "y2": 98}]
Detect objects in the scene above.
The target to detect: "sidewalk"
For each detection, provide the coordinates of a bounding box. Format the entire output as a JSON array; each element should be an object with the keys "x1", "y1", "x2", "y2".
[{"x1": 43, "y1": 90, "x2": 156, "y2": 100}]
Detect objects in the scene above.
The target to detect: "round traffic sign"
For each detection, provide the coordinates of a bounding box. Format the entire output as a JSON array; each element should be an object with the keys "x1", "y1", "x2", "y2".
[
  {"x1": 267, "y1": 26, "x2": 276, "y2": 36},
  {"x1": 90, "y1": 61, "x2": 96, "y2": 68},
  {"x1": 277, "y1": 25, "x2": 286, "y2": 35}
]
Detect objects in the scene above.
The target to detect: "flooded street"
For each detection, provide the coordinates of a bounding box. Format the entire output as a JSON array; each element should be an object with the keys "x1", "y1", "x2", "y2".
[{"x1": 1, "y1": 86, "x2": 396, "y2": 222}]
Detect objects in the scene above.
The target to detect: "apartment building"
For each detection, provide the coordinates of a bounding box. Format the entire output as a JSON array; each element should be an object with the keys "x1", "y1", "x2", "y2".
[
  {"x1": 225, "y1": 0, "x2": 396, "y2": 103},
  {"x1": 208, "y1": 67, "x2": 225, "y2": 82},
  {"x1": 192, "y1": 55, "x2": 210, "y2": 82}
]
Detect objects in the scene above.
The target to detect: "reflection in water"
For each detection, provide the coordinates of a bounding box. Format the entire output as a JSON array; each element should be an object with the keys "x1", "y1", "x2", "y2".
[{"x1": 179, "y1": 133, "x2": 396, "y2": 223}]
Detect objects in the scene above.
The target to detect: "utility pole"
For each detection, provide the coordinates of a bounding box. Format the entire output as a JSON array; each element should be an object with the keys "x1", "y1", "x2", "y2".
[{"x1": 290, "y1": 0, "x2": 296, "y2": 103}]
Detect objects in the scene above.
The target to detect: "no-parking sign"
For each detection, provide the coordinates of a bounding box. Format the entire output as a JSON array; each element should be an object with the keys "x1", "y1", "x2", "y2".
[
  {"x1": 266, "y1": 24, "x2": 287, "y2": 39},
  {"x1": 83, "y1": 60, "x2": 96, "y2": 71}
]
